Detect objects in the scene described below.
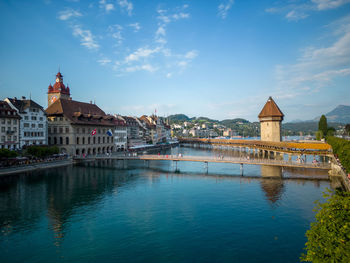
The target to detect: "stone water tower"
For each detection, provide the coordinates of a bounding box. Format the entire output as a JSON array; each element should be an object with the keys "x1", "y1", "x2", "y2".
[{"x1": 258, "y1": 96, "x2": 284, "y2": 142}]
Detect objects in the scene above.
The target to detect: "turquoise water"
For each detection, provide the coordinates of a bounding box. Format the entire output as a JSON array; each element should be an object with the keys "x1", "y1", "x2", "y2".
[{"x1": 0, "y1": 147, "x2": 330, "y2": 262}]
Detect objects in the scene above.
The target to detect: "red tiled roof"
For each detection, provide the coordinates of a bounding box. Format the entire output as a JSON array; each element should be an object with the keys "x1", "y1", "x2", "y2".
[
  {"x1": 0, "y1": 101, "x2": 21, "y2": 119},
  {"x1": 258, "y1": 97, "x2": 284, "y2": 118},
  {"x1": 45, "y1": 99, "x2": 116, "y2": 126}
]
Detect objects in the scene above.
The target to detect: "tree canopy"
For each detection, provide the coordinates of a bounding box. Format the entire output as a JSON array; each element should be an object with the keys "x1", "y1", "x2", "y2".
[{"x1": 318, "y1": 115, "x2": 328, "y2": 136}]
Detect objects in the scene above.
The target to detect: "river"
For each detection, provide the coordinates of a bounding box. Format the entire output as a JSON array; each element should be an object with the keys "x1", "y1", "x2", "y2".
[{"x1": 0, "y1": 146, "x2": 331, "y2": 262}]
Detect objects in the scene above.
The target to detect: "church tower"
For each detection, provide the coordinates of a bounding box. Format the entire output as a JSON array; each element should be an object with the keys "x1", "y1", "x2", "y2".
[
  {"x1": 47, "y1": 72, "x2": 71, "y2": 107},
  {"x1": 258, "y1": 96, "x2": 284, "y2": 142}
]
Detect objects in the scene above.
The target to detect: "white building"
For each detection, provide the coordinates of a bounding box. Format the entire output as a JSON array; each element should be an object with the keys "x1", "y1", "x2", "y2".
[
  {"x1": 5, "y1": 97, "x2": 47, "y2": 148},
  {"x1": 113, "y1": 115, "x2": 127, "y2": 151}
]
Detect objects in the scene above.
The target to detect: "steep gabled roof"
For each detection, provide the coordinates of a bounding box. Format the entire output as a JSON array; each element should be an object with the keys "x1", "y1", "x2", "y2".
[
  {"x1": 7, "y1": 98, "x2": 44, "y2": 113},
  {"x1": 258, "y1": 97, "x2": 284, "y2": 118},
  {"x1": 45, "y1": 99, "x2": 115, "y2": 126}
]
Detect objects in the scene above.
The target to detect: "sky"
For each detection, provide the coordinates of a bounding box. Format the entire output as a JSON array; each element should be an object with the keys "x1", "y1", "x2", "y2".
[{"x1": 0, "y1": 0, "x2": 350, "y2": 122}]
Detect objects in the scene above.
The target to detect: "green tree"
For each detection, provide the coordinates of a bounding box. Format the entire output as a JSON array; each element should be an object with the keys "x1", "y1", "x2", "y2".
[
  {"x1": 315, "y1": 131, "x2": 323, "y2": 141},
  {"x1": 301, "y1": 189, "x2": 350, "y2": 262},
  {"x1": 345, "y1": 124, "x2": 350, "y2": 135},
  {"x1": 318, "y1": 115, "x2": 328, "y2": 136}
]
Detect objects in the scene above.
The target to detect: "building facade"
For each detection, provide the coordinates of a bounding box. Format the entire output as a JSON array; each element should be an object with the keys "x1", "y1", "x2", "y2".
[
  {"x1": 45, "y1": 72, "x2": 117, "y2": 156},
  {"x1": 113, "y1": 115, "x2": 127, "y2": 151},
  {"x1": 0, "y1": 101, "x2": 20, "y2": 150},
  {"x1": 258, "y1": 96, "x2": 284, "y2": 142},
  {"x1": 5, "y1": 97, "x2": 47, "y2": 148}
]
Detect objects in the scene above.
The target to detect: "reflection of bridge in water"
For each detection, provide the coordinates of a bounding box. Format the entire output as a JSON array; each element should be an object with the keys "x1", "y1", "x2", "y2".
[
  {"x1": 76, "y1": 154, "x2": 331, "y2": 170},
  {"x1": 179, "y1": 138, "x2": 332, "y2": 156}
]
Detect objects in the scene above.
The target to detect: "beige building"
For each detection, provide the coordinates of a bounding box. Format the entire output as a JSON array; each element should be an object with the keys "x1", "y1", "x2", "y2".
[
  {"x1": 0, "y1": 101, "x2": 20, "y2": 150},
  {"x1": 46, "y1": 72, "x2": 117, "y2": 156},
  {"x1": 258, "y1": 96, "x2": 284, "y2": 142}
]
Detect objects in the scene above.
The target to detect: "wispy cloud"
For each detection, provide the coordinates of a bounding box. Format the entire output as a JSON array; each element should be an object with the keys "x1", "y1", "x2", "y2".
[
  {"x1": 57, "y1": 8, "x2": 82, "y2": 20},
  {"x1": 218, "y1": 0, "x2": 234, "y2": 19},
  {"x1": 129, "y1": 22, "x2": 141, "y2": 32},
  {"x1": 312, "y1": 0, "x2": 350, "y2": 10},
  {"x1": 266, "y1": 0, "x2": 350, "y2": 21},
  {"x1": 72, "y1": 25, "x2": 99, "y2": 50},
  {"x1": 125, "y1": 64, "x2": 158, "y2": 72},
  {"x1": 97, "y1": 58, "x2": 112, "y2": 65},
  {"x1": 118, "y1": 0, "x2": 133, "y2": 16},
  {"x1": 125, "y1": 47, "x2": 161, "y2": 63},
  {"x1": 273, "y1": 15, "x2": 350, "y2": 98},
  {"x1": 108, "y1": 24, "x2": 123, "y2": 45},
  {"x1": 99, "y1": 0, "x2": 115, "y2": 13}
]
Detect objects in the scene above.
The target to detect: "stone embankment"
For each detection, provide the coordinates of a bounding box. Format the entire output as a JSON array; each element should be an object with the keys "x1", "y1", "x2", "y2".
[
  {"x1": 329, "y1": 156, "x2": 350, "y2": 192},
  {"x1": 0, "y1": 158, "x2": 73, "y2": 177}
]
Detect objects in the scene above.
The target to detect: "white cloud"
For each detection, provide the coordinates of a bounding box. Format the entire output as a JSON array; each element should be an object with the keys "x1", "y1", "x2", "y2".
[
  {"x1": 129, "y1": 22, "x2": 141, "y2": 32},
  {"x1": 125, "y1": 64, "x2": 158, "y2": 72},
  {"x1": 118, "y1": 0, "x2": 133, "y2": 16},
  {"x1": 72, "y1": 25, "x2": 99, "y2": 50},
  {"x1": 99, "y1": 0, "x2": 115, "y2": 13},
  {"x1": 218, "y1": 0, "x2": 234, "y2": 19},
  {"x1": 172, "y1": 12, "x2": 190, "y2": 20},
  {"x1": 57, "y1": 8, "x2": 82, "y2": 20},
  {"x1": 266, "y1": 0, "x2": 350, "y2": 21},
  {"x1": 125, "y1": 47, "x2": 160, "y2": 62},
  {"x1": 108, "y1": 24, "x2": 123, "y2": 45},
  {"x1": 166, "y1": 73, "x2": 172, "y2": 78},
  {"x1": 97, "y1": 58, "x2": 112, "y2": 65},
  {"x1": 311, "y1": 0, "x2": 350, "y2": 10},
  {"x1": 184, "y1": 50, "x2": 198, "y2": 59},
  {"x1": 273, "y1": 16, "x2": 350, "y2": 96}
]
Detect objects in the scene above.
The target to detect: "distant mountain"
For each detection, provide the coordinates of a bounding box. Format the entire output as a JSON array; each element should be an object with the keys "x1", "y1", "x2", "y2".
[
  {"x1": 220, "y1": 118, "x2": 250, "y2": 126},
  {"x1": 168, "y1": 114, "x2": 190, "y2": 122},
  {"x1": 325, "y1": 105, "x2": 350, "y2": 124},
  {"x1": 283, "y1": 121, "x2": 344, "y2": 133},
  {"x1": 191, "y1": 116, "x2": 218, "y2": 123},
  {"x1": 313, "y1": 105, "x2": 350, "y2": 124}
]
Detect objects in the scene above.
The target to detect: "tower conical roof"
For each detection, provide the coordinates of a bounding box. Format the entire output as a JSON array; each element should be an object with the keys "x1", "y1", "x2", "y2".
[{"x1": 258, "y1": 96, "x2": 284, "y2": 118}]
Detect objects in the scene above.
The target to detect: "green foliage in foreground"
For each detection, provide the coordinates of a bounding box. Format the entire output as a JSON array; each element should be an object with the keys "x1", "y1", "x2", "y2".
[
  {"x1": 318, "y1": 115, "x2": 328, "y2": 137},
  {"x1": 327, "y1": 136, "x2": 350, "y2": 173},
  {"x1": 25, "y1": 145, "x2": 59, "y2": 158},
  {"x1": 0, "y1": 149, "x2": 18, "y2": 158},
  {"x1": 301, "y1": 189, "x2": 350, "y2": 262}
]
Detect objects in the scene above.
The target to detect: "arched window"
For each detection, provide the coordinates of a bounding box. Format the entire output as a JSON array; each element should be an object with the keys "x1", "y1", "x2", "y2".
[
  {"x1": 103, "y1": 137, "x2": 105, "y2": 143},
  {"x1": 88, "y1": 137, "x2": 90, "y2": 144},
  {"x1": 48, "y1": 137, "x2": 51, "y2": 145},
  {"x1": 83, "y1": 137, "x2": 85, "y2": 144},
  {"x1": 54, "y1": 137, "x2": 57, "y2": 144},
  {"x1": 93, "y1": 137, "x2": 95, "y2": 144},
  {"x1": 98, "y1": 137, "x2": 100, "y2": 144},
  {"x1": 59, "y1": 137, "x2": 63, "y2": 145},
  {"x1": 66, "y1": 137, "x2": 69, "y2": 145},
  {"x1": 76, "y1": 137, "x2": 80, "y2": 145}
]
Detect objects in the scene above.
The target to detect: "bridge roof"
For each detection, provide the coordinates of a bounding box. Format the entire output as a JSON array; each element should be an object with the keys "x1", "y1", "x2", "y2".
[{"x1": 258, "y1": 96, "x2": 284, "y2": 118}]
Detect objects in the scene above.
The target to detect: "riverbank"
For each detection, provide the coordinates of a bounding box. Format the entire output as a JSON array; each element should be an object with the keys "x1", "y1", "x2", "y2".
[{"x1": 0, "y1": 158, "x2": 73, "y2": 177}]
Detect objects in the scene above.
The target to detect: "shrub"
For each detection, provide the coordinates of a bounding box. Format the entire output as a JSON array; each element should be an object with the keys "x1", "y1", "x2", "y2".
[
  {"x1": 0, "y1": 149, "x2": 18, "y2": 158},
  {"x1": 301, "y1": 189, "x2": 350, "y2": 262},
  {"x1": 327, "y1": 136, "x2": 350, "y2": 173}
]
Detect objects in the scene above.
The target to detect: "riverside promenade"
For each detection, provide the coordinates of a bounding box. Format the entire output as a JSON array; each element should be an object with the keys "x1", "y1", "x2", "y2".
[{"x1": 0, "y1": 158, "x2": 73, "y2": 177}]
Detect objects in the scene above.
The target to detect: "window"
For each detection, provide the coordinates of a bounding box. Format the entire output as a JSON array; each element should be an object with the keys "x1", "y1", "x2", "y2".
[
  {"x1": 31, "y1": 124, "x2": 35, "y2": 128},
  {"x1": 1, "y1": 119, "x2": 4, "y2": 124},
  {"x1": 1, "y1": 136, "x2": 4, "y2": 142},
  {"x1": 13, "y1": 119, "x2": 17, "y2": 125},
  {"x1": 60, "y1": 137, "x2": 63, "y2": 145},
  {"x1": 7, "y1": 120, "x2": 11, "y2": 124},
  {"x1": 82, "y1": 128, "x2": 85, "y2": 134},
  {"x1": 65, "y1": 127, "x2": 69, "y2": 133},
  {"x1": 82, "y1": 137, "x2": 85, "y2": 144},
  {"x1": 66, "y1": 137, "x2": 69, "y2": 145},
  {"x1": 1, "y1": 127, "x2": 4, "y2": 132},
  {"x1": 48, "y1": 137, "x2": 51, "y2": 144},
  {"x1": 24, "y1": 116, "x2": 29, "y2": 120},
  {"x1": 24, "y1": 123, "x2": 29, "y2": 128},
  {"x1": 31, "y1": 116, "x2": 37, "y2": 120},
  {"x1": 88, "y1": 137, "x2": 90, "y2": 144},
  {"x1": 39, "y1": 124, "x2": 43, "y2": 128},
  {"x1": 76, "y1": 137, "x2": 80, "y2": 144},
  {"x1": 40, "y1": 117, "x2": 43, "y2": 121},
  {"x1": 13, "y1": 136, "x2": 17, "y2": 141},
  {"x1": 48, "y1": 127, "x2": 51, "y2": 133},
  {"x1": 59, "y1": 127, "x2": 63, "y2": 133},
  {"x1": 13, "y1": 127, "x2": 17, "y2": 132},
  {"x1": 54, "y1": 127, "x2": 57, "y2": 133}
]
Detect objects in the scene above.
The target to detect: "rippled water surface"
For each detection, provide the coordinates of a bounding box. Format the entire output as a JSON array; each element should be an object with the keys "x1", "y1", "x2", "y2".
[{"x1": 0, "y1": 147, "x2": 330, "y2": 262}]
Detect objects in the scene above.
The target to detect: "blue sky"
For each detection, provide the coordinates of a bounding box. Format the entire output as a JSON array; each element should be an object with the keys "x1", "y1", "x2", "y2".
[{"x1": 1, "y1": 0, "x2": 350, "y2": 122}]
